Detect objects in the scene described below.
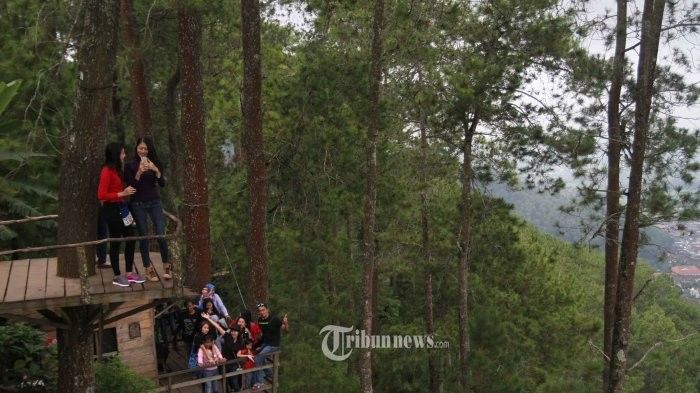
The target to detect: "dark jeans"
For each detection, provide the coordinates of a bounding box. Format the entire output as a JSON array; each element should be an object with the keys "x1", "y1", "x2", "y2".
[
  {"x1": 130, "y1": 199, "x2": 169, "y2": 267},
  {"x1": 226, "y1": 363, "x2": 241, "y2": 391},
  {"x1": 200, "y1": 368, "x2": 219, "y2": 393},
  {"x1": 102, "y1": 202, "x2": 135, "y2": 276},
  {"x1": 96, "y1": 206, "x2": 109, "y2": 263}
]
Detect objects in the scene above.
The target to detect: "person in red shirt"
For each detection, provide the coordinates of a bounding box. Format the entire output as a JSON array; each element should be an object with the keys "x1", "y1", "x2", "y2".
[
  {"x1": 237, "y1": 339, "x2": 256, "y2": 389},
  {"x1": 97, "y1": 142, "x2": 145, "y2": 287}
]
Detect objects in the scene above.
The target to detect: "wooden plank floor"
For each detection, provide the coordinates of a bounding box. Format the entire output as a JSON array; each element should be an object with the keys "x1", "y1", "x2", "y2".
[{"x1": 0, "y1": 252, "x2": 183, "y2": 313}]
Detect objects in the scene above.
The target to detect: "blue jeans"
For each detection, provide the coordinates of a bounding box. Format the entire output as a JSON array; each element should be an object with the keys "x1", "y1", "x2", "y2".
[
  {"x1": 253, "y1": 345, "x2": 278, "y2": 385},
  {"x1": 130, "y1": 199, "x2": 169, "y2": 267},
  {"x1": 200, "y1": 368, "x2": 219, "y2": 393}
]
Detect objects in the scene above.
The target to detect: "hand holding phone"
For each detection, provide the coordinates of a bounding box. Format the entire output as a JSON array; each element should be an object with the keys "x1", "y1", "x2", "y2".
[{"x1": 139, "y1": 156, "x2": 150, "y2": 172}]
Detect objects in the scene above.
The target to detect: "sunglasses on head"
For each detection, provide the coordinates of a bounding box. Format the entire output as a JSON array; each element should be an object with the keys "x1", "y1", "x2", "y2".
[{"x1": 256, "y1": 303, "x2": 267, "y2": 309}]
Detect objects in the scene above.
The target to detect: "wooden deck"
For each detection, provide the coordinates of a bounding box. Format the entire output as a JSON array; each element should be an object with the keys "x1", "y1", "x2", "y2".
[{"x1": 0, "y1": 252, "x2": 182, "y2": 313}]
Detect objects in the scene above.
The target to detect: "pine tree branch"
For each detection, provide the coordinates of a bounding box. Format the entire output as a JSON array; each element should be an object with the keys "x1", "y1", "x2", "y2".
[
  {"x1": 632, "y1": 277, "x2": 654, "y2": 303},
  {"x1": 628, "y1": 332, "x2": 698, "y2": 372},
  {"x1": 588, "y1": 338, "x2": 611, "y2": 362}
]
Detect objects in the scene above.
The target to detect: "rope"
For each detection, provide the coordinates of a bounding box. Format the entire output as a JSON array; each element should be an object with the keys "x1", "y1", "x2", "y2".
[{"x1": 218, "y1": 235, "x2": 247, "y2": 310}]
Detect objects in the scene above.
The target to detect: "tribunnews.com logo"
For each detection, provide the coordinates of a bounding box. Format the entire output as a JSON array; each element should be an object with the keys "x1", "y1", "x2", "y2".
[{"x1": 319, "y1": 325, "x2": 450, "y2": 361}]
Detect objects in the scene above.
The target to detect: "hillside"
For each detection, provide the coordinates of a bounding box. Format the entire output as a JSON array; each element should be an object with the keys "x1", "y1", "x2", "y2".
[
  {"x1": 485, "y1": 182, "x2": 695, "y2": 272},
  {"x1": 210, "y1": 196, "x2": 700, "y2": 393}
]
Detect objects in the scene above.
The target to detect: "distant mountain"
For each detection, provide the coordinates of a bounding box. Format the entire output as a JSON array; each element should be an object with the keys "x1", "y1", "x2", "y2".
[{"x1": 485, "y1": 182, "x2": 698, "y2": 273}]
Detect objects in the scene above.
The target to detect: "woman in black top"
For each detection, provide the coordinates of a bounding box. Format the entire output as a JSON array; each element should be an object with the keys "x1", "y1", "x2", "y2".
[{"x1": 124, "y1": 137, "x2": 170, "y2": 282}]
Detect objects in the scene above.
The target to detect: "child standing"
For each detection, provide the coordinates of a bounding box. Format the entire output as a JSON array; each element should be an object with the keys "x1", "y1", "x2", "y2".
[{"x1": 197, "y1": 337, "x2": 226, "y2": 393}]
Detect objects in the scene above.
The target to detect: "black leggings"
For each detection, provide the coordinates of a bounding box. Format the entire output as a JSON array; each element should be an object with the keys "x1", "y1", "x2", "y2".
[{"x1": 102, "y1": 202, "x2": 135, "y2": 276}]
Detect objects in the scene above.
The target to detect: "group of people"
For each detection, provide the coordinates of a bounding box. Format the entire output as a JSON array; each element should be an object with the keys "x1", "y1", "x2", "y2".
[
  {"x1": 96, "y1": 138, "x2": 171, "y2": 286},
  {"x1": 166, "y1": 283, "x2": 288, "y2": 393},
  {"x1": 97, "y1": 139, "x2": 287, "y2": 392}
]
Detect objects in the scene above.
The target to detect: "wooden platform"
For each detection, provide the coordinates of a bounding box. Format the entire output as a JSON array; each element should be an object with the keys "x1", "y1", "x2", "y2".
[{"x1": 0, "y1": 252, "x2": 183, "y2": 313}]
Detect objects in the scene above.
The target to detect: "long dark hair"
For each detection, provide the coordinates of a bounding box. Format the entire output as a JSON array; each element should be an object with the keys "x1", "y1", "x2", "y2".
[
  {"x1": 134, "y1": 137, "x2": 163, "y2": 171},
  {"x1": 103, "y1": 142, "x2": 125, "y2": 179}
]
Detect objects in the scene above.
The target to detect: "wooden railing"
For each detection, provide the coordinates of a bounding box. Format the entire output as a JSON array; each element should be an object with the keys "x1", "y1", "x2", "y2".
[
  {"x1": 0, "y1": 211, "x2": 182, "y2": 256},
  {"x1": 157, "y1": 351, "x2": 280, "y2": 393}
]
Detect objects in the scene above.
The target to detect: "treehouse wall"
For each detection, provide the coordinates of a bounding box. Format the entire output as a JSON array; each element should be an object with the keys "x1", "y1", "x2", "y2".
[
  {"x1": 39, "y1": 299, "x2": 158, "y2": 380},
  {"x1": 109, "y1": 299, "x2": 158, "y2": 379}
]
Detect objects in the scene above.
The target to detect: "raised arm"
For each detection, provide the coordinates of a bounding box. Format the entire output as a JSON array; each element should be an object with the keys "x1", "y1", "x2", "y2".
[{"x1": 202, "y1": 313, "x2": 226, "y2": 336}]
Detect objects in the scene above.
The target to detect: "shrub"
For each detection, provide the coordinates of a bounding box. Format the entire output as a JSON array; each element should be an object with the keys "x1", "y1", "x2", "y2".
[
  {"x1": 95, "y1": 357, "x2": 157, "y2": 393},
  {"x1": 0, "y1": 323, "x2": 57, "y2": 392}
]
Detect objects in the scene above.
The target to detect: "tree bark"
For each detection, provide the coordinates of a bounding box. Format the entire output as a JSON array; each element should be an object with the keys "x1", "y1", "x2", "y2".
[
  {"x1": 111, "y1": 71, "x2": 125, "y2": 144},
  {"x1": 177, "y1": 4, "x2": 211, "y2": 290},
  {"x1": 360, "y1": 0, "x2": 384, "y2": 391},
  {"x1": 608, "y1": 1, "x2": 665, "y2": 392},
  {"x1": 420, "y1": 118, "x2": 439, "y2": 392},
  {"x1": 458, "y1": 116, "x2": 477, "y2": 392},
  {"x1": 165, "y1": 66, "x2": 181, "y2": 209},
  {"x1": 57, "y1": 0, "x2": 118, "y2": 279},
  {"x1": 120, "y1": 0, "x2": 152, "y2": 138},
  {"x1": 603, "y1": 1, "x2": 626, "y2": 388},
  {"x1": 56, "y1": 306, "x2": 99, "y2": 393},
  {"x1": 241, "y1": 0, "x2": 268, "y2": 304}
]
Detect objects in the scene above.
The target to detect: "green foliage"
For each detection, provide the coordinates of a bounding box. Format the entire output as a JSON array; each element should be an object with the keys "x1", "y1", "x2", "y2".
[
  {"x1": 0, "y1": 0, "x2": 698, "y2": 392},
  {"x1": 94, "y1": 357, "x2": 157, "y2": 393},
  {"x1": 0, "y1": 79, "x2": 56, "y2": 250},
  {"x1": 0, "y1": 80, "x2": 22, "y2": 115},
  {"x1": 0, "y1": 323, "x2": 57, "y2": 392}
]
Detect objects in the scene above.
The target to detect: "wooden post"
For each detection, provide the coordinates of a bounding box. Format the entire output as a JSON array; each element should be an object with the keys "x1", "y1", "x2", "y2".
[
  {"x1": 78, "y1": 246, "x2": 91, "y2": 305},
  {"x1": 272, "y1": 352, "x2": 279, "y2": 393},
  {"x1": 171, "y1": 236, "x2": 183, "y2": 298},
  {"x1": 220, "y1": 364, "x2": 226, "y2": 392}
]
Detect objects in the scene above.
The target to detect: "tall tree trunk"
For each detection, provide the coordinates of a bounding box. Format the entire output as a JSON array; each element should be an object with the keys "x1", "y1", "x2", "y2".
[
  {"x1": 165, "y1": 66, "x2": 181, "y2": 210},
  {"x1": 420, "y1": 115, "x2": 439, "y2": 392},
  {"x1": 241, "y1": 0, "x2": 268, "y2": 304},
  {"x1": 603, "y1": 0, "x2": 626, "y2": 388},
  {"x1": 57, "y1": 0, "x2": 118, "y2": 279},
  {"x1": 111, "y1": 71, "x2": 125, "y2": 143},
  {"x1": 177, "y1": 4, "x2": 211, "y2": 290},
  {"x1": 120, "y1": 0, "x2": 152, "y2": 138},
  {"x1": 55, "y1": 1, "x2": 118, "y2": 391},
  {"x1": 458, "y1": 116, "x2": 477, "y2": 392},
  {"x1": 56, "y1": 306, "x2": 98, "y2": 393},
  {"x1": 608, "y1": 1, "x2": 665, "y2": 392},
  {"x1": 360, "y1": 0, "x2": 384, "y2": 391}
]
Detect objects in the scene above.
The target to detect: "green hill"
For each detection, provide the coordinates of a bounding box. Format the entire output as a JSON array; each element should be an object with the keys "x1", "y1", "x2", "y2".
[{"x1": 211, "y1": 194, "x2": 699, "y2": 393}]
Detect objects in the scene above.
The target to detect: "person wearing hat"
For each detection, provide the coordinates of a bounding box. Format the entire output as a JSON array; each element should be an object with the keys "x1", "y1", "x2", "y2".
[
  {"x1": 251, "y1": 303, "x2": 288, "y2": 389},
  {"x1": 197, "y1": 283, "x2": 231, "y2": 321}
]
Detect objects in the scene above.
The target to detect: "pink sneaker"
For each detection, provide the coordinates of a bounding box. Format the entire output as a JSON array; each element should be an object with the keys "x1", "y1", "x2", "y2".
[{"x1": 126, "y1": 272, "x2": 146, "y2": 284}]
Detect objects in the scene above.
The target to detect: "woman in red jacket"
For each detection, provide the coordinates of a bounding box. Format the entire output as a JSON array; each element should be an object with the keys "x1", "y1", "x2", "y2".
[{"x1": 97, "y1": 142, "x2": 145, "y2": 287}]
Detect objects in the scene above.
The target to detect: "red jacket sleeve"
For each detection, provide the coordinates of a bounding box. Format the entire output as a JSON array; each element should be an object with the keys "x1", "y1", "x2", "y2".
[{"x1": 97, "y1": 167, "x2": 121, "y2": 202}]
